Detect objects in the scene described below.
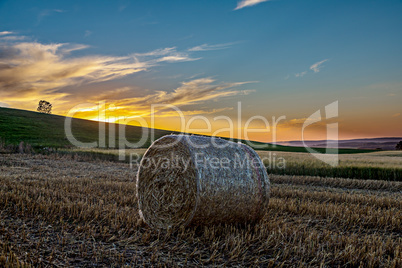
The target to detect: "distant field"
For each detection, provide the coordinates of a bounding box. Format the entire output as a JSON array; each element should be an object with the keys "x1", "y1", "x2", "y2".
[
  {"x1": 57, "y1": 148, "x2": 402, "y2": 181},
  {"x1": 0, "y1": 107, "x2": 375, "y2": 154},
  {"x1": 0, "y1": 153, "x2": 400, "y2": 267},
  {"x1": 261, "y1": 150, "x2": 402, "y2": 169},
  {"x1": 277, "y1": 137, "x2": 402, "y2": 150},
  {"x1": 259, "y1": 150, "x2": 402, "y2": 181},
  {"x1": 61, "y1": 148, "x2": 402, "y2": 169}
]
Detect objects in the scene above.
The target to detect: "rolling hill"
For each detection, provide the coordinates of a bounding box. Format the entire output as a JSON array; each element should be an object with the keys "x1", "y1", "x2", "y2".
[{"x1": 0, "y1": 107, "x2": 374, "y2": 154}]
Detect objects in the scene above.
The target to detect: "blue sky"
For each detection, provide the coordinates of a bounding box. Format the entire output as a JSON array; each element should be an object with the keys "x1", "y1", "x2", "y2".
[{"x1": 0, "y1": 0, "x2": 401, "y2": 141}]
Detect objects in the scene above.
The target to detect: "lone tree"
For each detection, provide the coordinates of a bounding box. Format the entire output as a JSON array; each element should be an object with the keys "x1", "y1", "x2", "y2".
[
  {"x1": 37, "y1": 100, "x2": 52, "y2": 114},
  {"x1": 396, "y1": 141, "x2": 402, "y2": 150}
]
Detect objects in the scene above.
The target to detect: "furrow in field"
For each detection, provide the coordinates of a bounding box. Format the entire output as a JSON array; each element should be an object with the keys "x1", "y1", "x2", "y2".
[
  {"x1": 270, "y1": 174, "x2": 402, "y2": 192},
  {"x1": 271, "y1": 185, "x2": 402, "y2": 209}
]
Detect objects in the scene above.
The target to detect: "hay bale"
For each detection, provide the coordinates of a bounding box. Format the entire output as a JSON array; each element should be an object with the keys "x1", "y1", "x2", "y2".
[{"x1": 136, "y1": 135, "x2": 270, "y2": 230}]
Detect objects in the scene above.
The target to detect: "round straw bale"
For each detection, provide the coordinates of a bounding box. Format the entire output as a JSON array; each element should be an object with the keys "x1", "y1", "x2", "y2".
[{"x1": 136, "y1": 135, "x2": 270, "y2": 230}]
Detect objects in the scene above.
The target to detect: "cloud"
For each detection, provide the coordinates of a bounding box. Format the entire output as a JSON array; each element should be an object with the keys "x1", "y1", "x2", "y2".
[
  {"x1": 149, "y1": 107, "x2": 233, "y2": 118},
  {"x1": 188, "y1": 42, "x2": 235, "y2": 52},
  {"x1": 392, "y1": 113, "x2": 400, "y2": 117},
  {"x1": 134, "y1": 47, "x2": 178, "y2": 57},
  {"x1": 0, "y1": 34, "x2": 253, "y2": 119},
  {"x1": 119, "y1": 4, "x2": 129, "y2": 12},
  {"x1": 0, "y1": 31, "x2": 26, "y2": 41},
  {"x1": 277, "y1": 117, "x2": 327, "y2": 129},
  {"x1": 293, "y1": 59, "x2": 329, "y2": 78},
  {"x1": 60, "y1": 44, "x2": 91, "y2": 54},
  {"x1": 117, "y1": 78, "x2": 255, "y2": 110},
  {"x1": 295, "y1": 71, "x2": 307, "y2": 78},
  {"x1": 0, "y1": 31, "x2": 14, "y2": 36},
  {"x1": 235, "y1": 0, "x2": 270, "y2": 10},
  {"x1": 134, "y1": 47, "x2": 199, "y2": 63},
  {"x1": 0, "y1": 36, "x2": 199, "y2": 106},
  {"x1": 84, "y1": 30, "x2": 92, "y2": 37},
  {"x1": 88, "y1": 87, "x2": 133, "y2": 101},
  {"x1": 0, "y1": 35, "x2": 26, "y2": 41},
  {"x1": 37, "y1": 9, "x2": 65, "y2": 24},
  {"x1": 0, "y1": 42, "x2": 146, "y2": 99},
  {"x1": 67, "y1": 78, "x2": 256, "y2": 121},
  {"x1": 310, "y1": 59, "x2": 328, "y2": 73}
]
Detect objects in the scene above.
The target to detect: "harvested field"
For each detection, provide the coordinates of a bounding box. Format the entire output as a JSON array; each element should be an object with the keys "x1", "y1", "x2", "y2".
[{"x1": 0, "y1": 153, "x2": 401, "y2": 267}]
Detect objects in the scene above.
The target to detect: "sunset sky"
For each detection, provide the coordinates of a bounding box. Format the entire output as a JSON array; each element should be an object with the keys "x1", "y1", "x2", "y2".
[{"x1": 0, "y1": 0, "x2": 401, "y2": 142}]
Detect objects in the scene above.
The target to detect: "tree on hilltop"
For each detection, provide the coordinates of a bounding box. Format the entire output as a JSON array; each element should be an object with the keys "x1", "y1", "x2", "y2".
[{"x1": 37, "y1": 100, "x2": 52, "y2": 114}]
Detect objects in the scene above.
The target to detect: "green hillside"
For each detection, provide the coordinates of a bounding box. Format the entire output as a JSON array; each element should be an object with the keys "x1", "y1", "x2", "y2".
[
  {"x1": 0, "y1": 107, "x2": 374, "y2": 154},
  {"x1": 0, "y1": 107, "x2": 172, "y2": 149}
]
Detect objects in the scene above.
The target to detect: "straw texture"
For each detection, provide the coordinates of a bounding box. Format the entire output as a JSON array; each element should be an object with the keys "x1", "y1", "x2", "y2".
[{"x1": 136, "y1": 135, "x2": 270, "y2": 230}]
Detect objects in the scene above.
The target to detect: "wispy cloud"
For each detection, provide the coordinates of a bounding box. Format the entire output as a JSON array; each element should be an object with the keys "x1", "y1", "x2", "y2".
[
  {"x1": 0, "y1": 31, "x2": 14, "y2": 36},
  {"x1": 294, "y1": 59, "x2": 329, "y2": 78},
  {"x1": 118, "y1": 78, "x2": 254, "y2": 109},
  {"x1": 277, "y1": 117, "x2": 327, "y2": 129},
  {"x1": 119, "y1": 4, "x2": 129, "y2": 12},
  {"x1": 0, "y1": 31, "x2": 26, "y2": 41},
  {"x1": 0, "y1": 31, "x2": 27, "y2": 42},
  {"x1": 84, "y1": 30, "x2": 92, "y2": 37},
  {"x1": 134, "y1": 47, "x2": 176, "y2": 57},
  {"x1": 295, "y1": 71, "x2": 307, "y2": 78},
  {"x1": 188, "y1": 42, "x2": 236, "y2": 52},
  {"x1": 392, "y1": 113, "x2": 400, "y2": 117},
  {"x1": 60, "y1": 44, "x2": 90, "y2": 54},
  {"x1": 71, "y1": 78, "x2": 256, "y2": 120},
  {"x1": 156, "y1": 107, "x2": 233, "y2": 117},
  {"x1": 0, "y1": 35, "x2": 26, "y2": 41},
  {"x1": 310, "y1": 59, "x2": 328, "y2": 73},
  {"x1": 37, "y1": 9, "x2": 65, "y2": 24},
  {"x1": 234, "y1": 0, "x2": 270, "y2": 10},
  {"x1": 134, "y1": 47, "x2": 199, "y2": 63}
]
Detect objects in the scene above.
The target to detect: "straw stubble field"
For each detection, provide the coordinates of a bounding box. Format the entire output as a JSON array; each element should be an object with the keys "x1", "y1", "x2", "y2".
[{"x1": 0, "y1": 153, "x2": 401, "y2": 267}]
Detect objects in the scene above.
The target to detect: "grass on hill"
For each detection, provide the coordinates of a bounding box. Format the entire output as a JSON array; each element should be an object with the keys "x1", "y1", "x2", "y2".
[
  {"x1": 0, "y1": 107, "x2": 375, "y2": 154},
  {"x1": 0, "y1": 107, "x2": 171, "y2": 149}
]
